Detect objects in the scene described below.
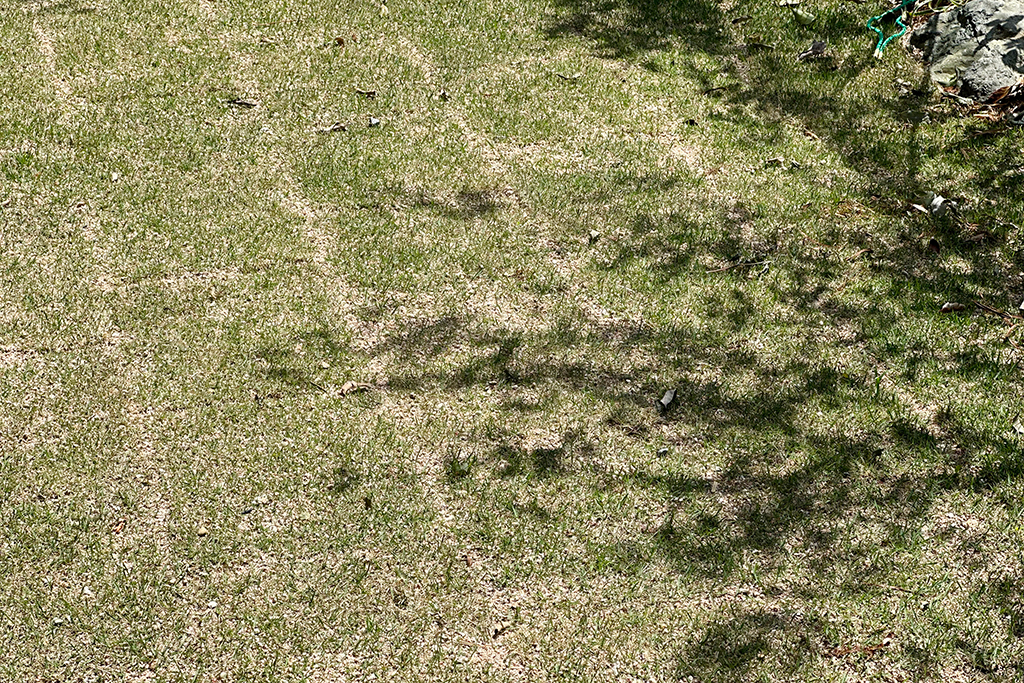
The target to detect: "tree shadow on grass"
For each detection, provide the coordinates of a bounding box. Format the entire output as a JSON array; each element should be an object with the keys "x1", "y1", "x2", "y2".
[
  {"x1": 332, "y1": 277, "x2": 1022, "y2": 672},
  {"x1": 675, "y1": 608, "x2": 823, "y2": 681},
  {"x1": 545, "y1": 0, "x2": 1024, "y2": 216},
  {"x1": 544, "y1": 0, "x2": 732, "y2": 59},
  {"x1": 284, "y1": 2, "x2": 1021, "y2": 672},
  {"x1": 16, "y1": 0, "x2": 99, "y2": 14}
]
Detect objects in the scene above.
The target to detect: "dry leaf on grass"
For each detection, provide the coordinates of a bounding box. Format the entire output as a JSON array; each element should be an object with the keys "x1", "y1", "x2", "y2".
[
  {"x1": 797, "y1": 40, "x2": 826, "y2": 61},
  {"x1": 491, "y1": 620, "x2": 512, "y2": 639},
  {"x1": 339, "y1": 381, "x2": 372, "y2": 396},
  {"x1": 656, "y1": 388, "x2": 677, "y2": 414},
  {"x1": 316, "y1": 122, "x2": 348, "y2": 134}
]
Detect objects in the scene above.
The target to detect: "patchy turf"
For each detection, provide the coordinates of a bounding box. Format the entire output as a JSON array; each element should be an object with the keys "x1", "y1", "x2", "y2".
[{"x1": 2, "y1": 0, "x2": 1022, "y2": 680}]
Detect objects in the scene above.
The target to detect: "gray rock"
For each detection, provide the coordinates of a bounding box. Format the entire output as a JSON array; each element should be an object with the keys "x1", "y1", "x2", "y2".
[{"x1": 911, "y1": 0, "x2": 1024, "y2": 102}]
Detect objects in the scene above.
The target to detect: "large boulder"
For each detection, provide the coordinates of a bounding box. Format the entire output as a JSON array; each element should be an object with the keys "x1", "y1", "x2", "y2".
[{"x1": 911, "y1": 0, "x2": 1024, "y2": 102}]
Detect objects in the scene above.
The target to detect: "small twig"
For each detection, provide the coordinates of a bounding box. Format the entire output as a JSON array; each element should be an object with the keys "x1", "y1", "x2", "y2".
[
  {"x1": 706, "y1": 260, "x2": 770, "y2": 274},
  {"x1": 974, "y1": 300, "x2": 1020, "y2": 321},
  {"x1": 849, "y1": 248, "x2": 874, "y2": 261},
  {"x1": 974, "y1": 301, "x2": 1003, "y2": 316},
  {"x1": 940, "y1": 90, "x2": 975, "y2": 107},
  {"x1": 703, "y1": 86, "x2": 728, "y2": 95},
  {"x1": 864, "y1": 582, "x2": 928, "y2": 596},
  {"x1": 354, "y1": 88, "x2": 377, "y2": 99},
  {"x1": 306, "y1": 379, "x2": 328, "y2": 393},
  {"x1": 797, "y1": 230, "x2": 834, "y2": 249}
]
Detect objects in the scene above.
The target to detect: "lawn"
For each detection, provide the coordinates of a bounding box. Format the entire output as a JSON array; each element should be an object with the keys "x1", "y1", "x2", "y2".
[{"x1": 2, "y1": 0, "x2": 1023, "y2": 680}]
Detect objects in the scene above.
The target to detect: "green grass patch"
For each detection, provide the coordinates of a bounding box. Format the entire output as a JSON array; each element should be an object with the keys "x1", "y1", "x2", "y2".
[{"x1": 2, "y1": 0, "x2": 1022, "y2": 680}]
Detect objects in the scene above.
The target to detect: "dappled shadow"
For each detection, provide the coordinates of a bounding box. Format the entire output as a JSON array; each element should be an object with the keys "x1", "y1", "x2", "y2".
[
  {"x1": 544, "y1": 0, "x2": 731, "y2": 59},
  {"x1": 546, "y1": 0, "x2": 1024, "y2": 213},
  {"x1": 323, "y1": 265, "x2": 1021, "y2": 672},
  {"x1": 255, "y1": 2, "x2": 1022, "y2": 675},
  {"x1": 252, "y1": 324, "x2": 354, "y2": 395},
  {"x1": 675, "y1": 608, "x2": 823, "y2": 680},
  {"x1": 410, "y1": 186, "x2": 511, "y2": 221},
  {"x1": 18, "y1": 0, "x2": 99, "y2": 15},
  {"x1": 489, "y1": 428, "x2": 597, "y2": 479}
]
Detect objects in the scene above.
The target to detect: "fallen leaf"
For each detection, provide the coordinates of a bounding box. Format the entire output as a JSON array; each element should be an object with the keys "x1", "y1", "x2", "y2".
[
  {"x1": 923, "y1": 191, "x2": 956, "y2": 216},
  {"x1": 797, "y1": 40, "x2": 827, "y2": 61},
  {"x1": 227, "y1": 98, "x2": 258, "y2": 108},
  {"x1": 940, "y1": 302, "x2": 966, "y2": 313},
  {"x1": 339, "y1": 381, "x2": 372, "y2": 395},
  {"x1": 1013, "y1": 420, "x2": 1024, "y2": 436},
  {"x1": 791, "y1": 7, "x2": 816, "y2": 24},
  {"x1": 316, "y1": 122, "x2": 348, "y2": 134},
  {"x1": 656, "y1": 388, "x2": 677, "y2": 414},
  {"x1": 826, "y1": 632, "x2": 894, "y2": 658},
  {"x1": 334, "y1": 36, "x2": 345, "y2": 46},
  {"x1": 491, "y1": 620, "x2": 512, "y2": 638}
]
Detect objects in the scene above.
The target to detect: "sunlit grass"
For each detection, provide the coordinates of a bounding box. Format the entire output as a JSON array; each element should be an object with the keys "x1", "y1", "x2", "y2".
[{"x1": 2, "y1": 0, "x2": 1022, "y2": 680}]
